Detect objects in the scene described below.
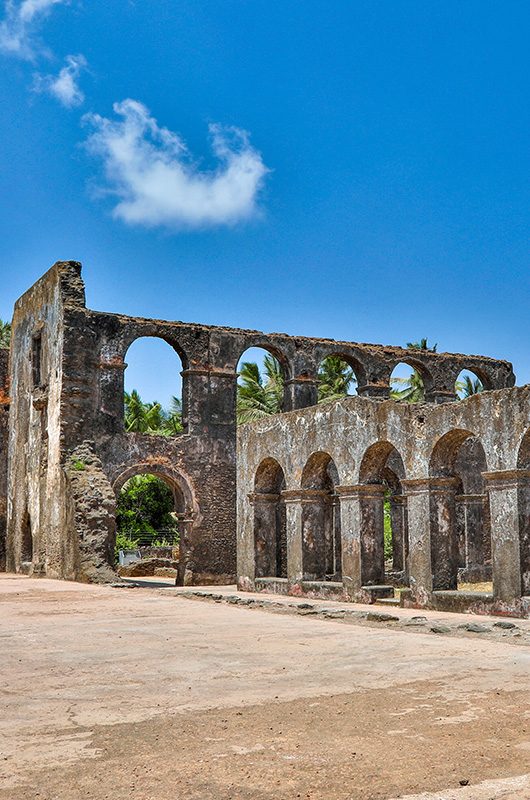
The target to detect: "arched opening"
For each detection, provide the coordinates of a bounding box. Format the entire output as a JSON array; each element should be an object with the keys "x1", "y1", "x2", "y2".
[
  {"x1": 301, "y1": 452, "x2": 341, "y2": 582},
  {"x1": 113, "y1": 467, "x2": 194, "y2": 585},
  {"x1": 390, "y1": 361, "x2": 433, "y2": 403},
  {"x1": 455, "y1": 369, "x2": 484, "y2": 400},
  {"x1": 429, "y1": 430, "x2": 491, "y2": 592},
  {"x1": 516, "y1": 429, "x2": 530, "y2": 596},
  {"x1": 253, "y1": 458, "x2": 287, "y2": 579},
  {"x1": 20, "y1": 511, "x2": 33, "y2": 565},
  {"x1": 236, "y1": 346, "x2": 289, "y2": 424},
  {"x1": 317, "y1": 354, "x2": 359, "y2": 402},
  {"x1": 124, "y1": 337, "x2": 186, "y2": 435},
  {"x1": 358, "y1": 442, "x2": 407, "y2": 588}
]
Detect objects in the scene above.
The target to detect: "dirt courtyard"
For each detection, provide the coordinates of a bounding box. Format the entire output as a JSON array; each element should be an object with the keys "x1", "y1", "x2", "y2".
[{"x1": 1, "y1": 576, "x2": 529, "y2": 800}]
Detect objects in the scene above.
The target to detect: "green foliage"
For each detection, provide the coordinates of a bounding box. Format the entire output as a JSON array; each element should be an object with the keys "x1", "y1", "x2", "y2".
[
  {"x1": 317, "y1": 356, "x2": 356, "y2": 403},
  {"x1": 124, "y1": 390, "x2": 183, "y2": 435},
  {"x1": 456, "y1": 375, "x2": 483, "y2": 399},
  {"x1": 116, "y1": 474, "x2": 179, "y2": 535},
  {"x1": 71, "y1": 459, "x2": 86, "y2": 471},
  {"x1": 115, "y1": 530, "x2": 139, "y2": 552},
  {"x1": 383, "y1": 498, "x2": 393, "y2": 560},
  {"x1": 0, "y1": 319, "x2": 11, "y2": 349},
  {"x1": 390, "y1": 338, "x2": 436, "y2": 403},
  {"x1": 237, "y1": 355, "x2": 284, "y2": 424},
  {"x1": 236, "y1": 353, "x2": 358, "y2": 423}
]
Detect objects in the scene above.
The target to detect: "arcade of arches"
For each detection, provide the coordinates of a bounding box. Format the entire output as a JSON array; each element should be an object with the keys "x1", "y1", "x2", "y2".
[
  {"x1": 1, "y1": 262, "x2": 527, "y2": 618},
  {"x1": 238, "y1": 387, "x2": 530, "y2": 618}
]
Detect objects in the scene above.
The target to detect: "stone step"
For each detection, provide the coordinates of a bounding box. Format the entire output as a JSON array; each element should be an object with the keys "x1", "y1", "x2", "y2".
[
  {"x1": 361, "y1": 584, "x2": 395, "y2": 601},
  {"x1": 374, "y1": 597, "x2": 400, "y2": 607}
]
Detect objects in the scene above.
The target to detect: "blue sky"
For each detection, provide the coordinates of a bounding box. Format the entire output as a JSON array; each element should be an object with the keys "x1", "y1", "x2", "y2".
[{"x1": 1, "y1": 1, "x2": 529, "y2": 407}]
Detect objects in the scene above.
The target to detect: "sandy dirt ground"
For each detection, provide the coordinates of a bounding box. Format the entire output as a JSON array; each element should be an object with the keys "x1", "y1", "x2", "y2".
[{"x1": 0, "y1": 575, "x2": 529, "y2": 800}]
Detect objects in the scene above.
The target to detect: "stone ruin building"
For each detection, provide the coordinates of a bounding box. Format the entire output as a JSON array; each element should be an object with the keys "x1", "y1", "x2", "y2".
[{"x1": 0, "y1": 260, "x2": 529, "y2": 617}]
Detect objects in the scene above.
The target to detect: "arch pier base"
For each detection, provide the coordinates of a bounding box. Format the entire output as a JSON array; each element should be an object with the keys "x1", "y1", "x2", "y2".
[{"x1": 484, "y1": 470, "x2": 528, "y2": 607}]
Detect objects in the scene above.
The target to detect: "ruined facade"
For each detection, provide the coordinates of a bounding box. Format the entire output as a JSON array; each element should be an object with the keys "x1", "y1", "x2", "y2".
[
  {"x1": 237, "y1": 389, "x2": 530, "y2": 618},
  {"x1": 1, "y1": 260, "x2": 528, "y2": 617}
]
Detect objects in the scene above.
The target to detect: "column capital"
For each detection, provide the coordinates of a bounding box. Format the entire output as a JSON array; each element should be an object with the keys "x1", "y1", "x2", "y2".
[
  {"x1": 402, "y1": 476, "x2": 459, "y2": 495},
  {"x1": 335, "y1": 483, "x2": 386, "y2": 499},
  {"x1": 455, "y1": 493, "x2": 487, "y2": 504},
  {"x1": 280, "y1": 488, "x2": 331, "y2": 504},
  {"x1": 283, "y1": 375, "x2": 318, "y2": 386},
  {"x1": 482, "y1": 469, "x2": 530, "y2": 490},
  {"x1": 182, "y1": 366, "x2": 236, "y2": 378},
  {"x1": 356, "y1": 383, "x2": 390, "y2": 400},
  {"x1": 248, "y1": 492, "x2": 281, "y2": 505}
]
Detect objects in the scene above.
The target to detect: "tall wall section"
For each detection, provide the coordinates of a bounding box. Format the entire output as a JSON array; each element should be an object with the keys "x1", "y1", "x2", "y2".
[
  {"x1": 0, "y1": 348, "x2": 9, "y2": 569},
  {"x1": 6, "y1": 262, "x2": 86, "y2": 578},
  {"x1": 4, "y1": 259, "x2": 518, "y2": 586}
]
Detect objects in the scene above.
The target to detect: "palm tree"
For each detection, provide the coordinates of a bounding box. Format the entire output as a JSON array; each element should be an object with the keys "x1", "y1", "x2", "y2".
[
  {"x1": 390, "y1": 371, "x2": 425, "y2": 402},
  {"x1": 406, "y1": 338, "x2": 437, "y2": 352},
  {"x1": 162, "y1": 396, "x2": 183, "y2": 435},
  {"x1": 124, "y1": 389, "x2": 150, "y2": 432},
  {"x1": 456, "y1": 375, "x2": 483, "y2": 399},
  {"x1": 237, "y1": 355, "x2": 284, "y2": 424},
  {"x1": 0, "y1": 319, "x2": 11, "y2": 349},
  {"x1": 318, "y1": 356, "x2": 356, "y2": 403},
  {"x1": 391, "y1": 338, "x2": 435, "y2": 403}
]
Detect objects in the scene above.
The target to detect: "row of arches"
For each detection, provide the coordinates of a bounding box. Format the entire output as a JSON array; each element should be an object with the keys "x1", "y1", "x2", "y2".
[
  {"x1": 122, "y1": 338, "x2": 489, "y2": 436},
  {"x1": 251, "y1": 427, "x2": 530, "y2": 598}
]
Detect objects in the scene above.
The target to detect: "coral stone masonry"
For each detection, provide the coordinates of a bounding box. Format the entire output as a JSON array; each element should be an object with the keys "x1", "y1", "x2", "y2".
[{"x1": 1, "y1": 261, "x2": 528, "y2": 618}]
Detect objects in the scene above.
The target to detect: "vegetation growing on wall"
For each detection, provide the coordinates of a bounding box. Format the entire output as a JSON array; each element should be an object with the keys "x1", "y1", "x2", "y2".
[{"x1": 0, "y1": 319, "x2": 11, "y2": 348}]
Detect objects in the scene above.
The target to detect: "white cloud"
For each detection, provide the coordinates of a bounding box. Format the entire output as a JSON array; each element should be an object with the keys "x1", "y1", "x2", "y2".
[
  {"x1": 83, "y1": 99, "x2": 269, "y2": 229},
  {"x1": 34, "y1": 53, "x2": 86, "y2": 107},
  {"x1": 0, "y1": 0, "x2": 66, "y2": 60}
]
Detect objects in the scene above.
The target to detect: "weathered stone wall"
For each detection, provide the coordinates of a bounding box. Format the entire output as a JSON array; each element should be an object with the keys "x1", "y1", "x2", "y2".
[
  {"x1": 6, "y1": 262, "x2": 84, "y2": 577},
  {"x1": 3, "y1": 259, "x2": 518, "y2": 587},
  {"x1": 0, "y1": 348, "x2": 9, "y2": 569},
  {"x1": 237, "y1": 388, "x2": 530, "y2": 617}
]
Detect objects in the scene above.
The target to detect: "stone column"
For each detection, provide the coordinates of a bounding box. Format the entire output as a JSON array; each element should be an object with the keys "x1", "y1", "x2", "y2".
[
  {"x1": 336, "y1": 485, "x2": 362, "y2": 600},
  {"x1": 181, "y1": 367, "x2": 237, "y2": 435},
  {"x1": 176, "y1": 512, "x2": 194, "y2": 586},
  {"x1": 401, "y1": 479, "x2": 433, "y2": 604},
  {"x1": 483, "y1": 470, "x2": 528, "y2": 603},
  {"x1": 429, "y1": 477, "x2": 459, "y2": 590},
  {"x1": 456, "y1": 494, "x2": 488, "y2": 571},
  {"x1": 283, "y1": 376, "x2": 318, "y2": 410},
  {"x1": 356, "y1": 383, "x2": 389, "y2": 400},
  {"x1": 389, "y1": 494, "x2": 407, "y2": 572},
  {"x1": 358, "y1": 484, "x2": 386, "y2": 585},
  {"x1": 249, "y1": 492, "x2": 280, "y2": 578},
  {"x1": 332, "y1": 494, "x2": 342, "y2": 578},
  {"x1": 281, "y1": 490, "x2": 304, "y2": 591},
  {"x1": 299, "y1": 489, "x2": 332, "y2": 581},
  {"x1": 98, "y1": 357, "x2": 126, "y2": 427}
]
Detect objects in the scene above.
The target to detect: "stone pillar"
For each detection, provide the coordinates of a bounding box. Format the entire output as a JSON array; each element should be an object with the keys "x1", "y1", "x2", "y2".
[
  {"x1": 176, "y1": 512, "x2": 194, "y2": 586},
  {"x1": 356, "y1": 383, "x2": 390, "y2": 400},
  {"x1": 483, "y1": 470, "x2": 528, "y2": 603},
  {"x1": 389, "y1": 494, "x2": 407, "y2": 572},
  {"x1": 429, "y1": 477, "x2": 459, "y2": 590},
  {"x1": 300, "y1": 489, "x2": 332, "y2": 581},
  {"x1": 181, "y1": 367, "x2": 237, "y2": 435},
  {"x1": 283, "y1": 376, "x2": 318, "y2": 410},
  {"x1": 358, "y1": 484, "x2": 386, "y2": 585},
  {"x1": 426, "y1": 389, "x2": 456, "y2": 404},
  {"x1": 98, "y1": 357, "x2": 126, "y2": 426},
  {"x1": 249, "y1": 492, "x2": 280, "y2": 578},
  {"x1": 401, "y1": 479, "x2": 432, "y2": 603},
  {"x1": 336, "y1": 486, "x2": 362, "y2": 599},
  {"x1": 456, "y1": 494, "x2": 488, "y2": 570},
  {"x1": 281, "y1": 490, "x2": 304, "y2": 590},
  {"x1": 332, "y1": 494, "x2": 342, "y2": 578}
]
